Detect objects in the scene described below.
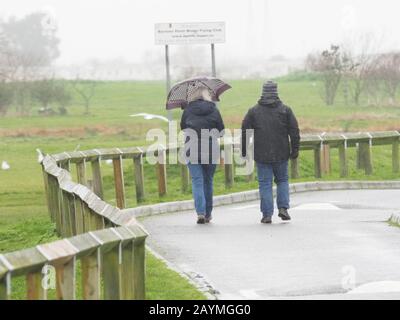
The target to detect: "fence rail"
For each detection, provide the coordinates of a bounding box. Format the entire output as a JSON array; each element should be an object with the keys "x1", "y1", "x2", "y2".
[
  {"x1": 1, "y1": 130, "x2": 399, "y2": 300},
  {"x1": 0, "y1": 226, "x2": 146, "y2": 300},
  {"x1": 0, "y1": 154, "x2": 148, "y2": 300},
  {"x1": 48, "y1": 131, "x2": 400, "y2": 208}
]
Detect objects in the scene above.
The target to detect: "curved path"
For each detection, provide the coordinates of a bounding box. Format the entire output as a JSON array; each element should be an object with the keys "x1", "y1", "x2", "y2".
[{"x1": 142, "y1": 190, "x2": 400, "y2": 299}]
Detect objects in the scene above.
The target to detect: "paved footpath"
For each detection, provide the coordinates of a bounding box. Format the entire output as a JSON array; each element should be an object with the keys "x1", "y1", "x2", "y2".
[{"x1": 142, "y1": 190, "x2": 400, "y2": 299}]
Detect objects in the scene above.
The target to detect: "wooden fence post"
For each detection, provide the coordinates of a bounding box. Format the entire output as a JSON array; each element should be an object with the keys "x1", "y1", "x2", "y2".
[
  {"x1": 90, "y1": 229, "x2": 123, "y2": 300},
  {"x1": 131, "y1": 227, "x2": 147, "y2": 300},
  {"x1": 93, "y1": 212, "x2": 105, "y2": 231},
  {"x1": 224, "y1": 143, "x2": 234, "y2": 188},
  {"x1": 59, "y1": 190, "x2": 68, "y2": 237},
  {"x1": 68, "y1": 235, "x2": 101, "y2": 300},
  {"x1": 392, "y1": 138, "x2": 399, "y2": 173},
  {"x1": 55, "y1": 258, "x2": 76, "y2": 300},
  {"x1": 313, "y1": 144, "x2": 322, "y2": 178},
  {"x1": 156, "y1": 149, "x2": 167, "y2": 197},
  {"x1": 45, "y1": 174, "x2": 56, "y2": 224},
  {"x1": 321, "y1": 144, "x2": 331, "y2": 175},
  {"x1": 76, "y1": 161, "x2": 87, "y2": 186},
  {"x1": 0, "y1": 264, "x2": 10, "y2": 300},
  {"x1": 356, "y1": 143, "x2": 363, "y2": 170},
  {"x1": 180, "y1": 163, "x2": 190, "y2": 192},
  {"x1": 91, "y1": 158, "x2": 104, "y2": 199},
  {"x1": 81, "y1": 202, "x2": 92, "y2": 232},
  {"x1": 119, "y1": 244, "x2": 133, "y2": 300},
  {"x1": 61, "y1": 191, "x2": 76, "y2": 237},
  {"x1": 26, "y1": 271, "x2": 47, "y2": 300},
  {"x1": 290, "y1": 158, "x2": 299, "y2": 179},
  {"x1": 102, "y1": 246, "x2": 121, "y2": 300},
  {"x1": 0, "y1": 277, "x2": 9, "y2": 300},
  {"x1": 359, "y1": 142, "x2": 373, "y2": 175},
  {"x1": 73, "y1": 197, "x2": 84, "y2": 235},
  {"x1": 84, "y1": 205, "x2": 104, "y2": 231},
  {"x1": 51, "y1": 178, "x2": 62, "y2": 236},
  {"x1": 42, "y1": 167, "x2": 52, "y2": 221},
  {"x1": 81, "y1": 249, "x2": 101, "y2": 300},
  {"x1": 178, "y1": 145, "x2": 190, "y2": 192},
  {"x1": 111, "y1": 228, "x2": 136, "y2": 300},
  {"x1": 113, "y1": 156, "x2": 125, "y2": 209},
  {"x1": 60, "y1": 161, "x2": 70, "y2": 171},
  {"x1": 133, "y1": 154, "x2": 145, "y2": 203},
  {"x1": 338, "y1": 142, "x2": 348, "y2": 177}
]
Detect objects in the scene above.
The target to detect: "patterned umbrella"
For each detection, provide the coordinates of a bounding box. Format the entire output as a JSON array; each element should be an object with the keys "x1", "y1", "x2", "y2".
[{"x1": 166, "y1": 76, "x2": 231, "y2": 110}]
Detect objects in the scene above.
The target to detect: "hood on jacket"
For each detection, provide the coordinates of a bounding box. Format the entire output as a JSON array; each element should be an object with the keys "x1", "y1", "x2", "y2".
[
  {"x1": 187, "y1": 99, "x2": 216, "y2": 116},
  {"x1": 258, "y1": 97, "x2": 281, "y2": 107}
]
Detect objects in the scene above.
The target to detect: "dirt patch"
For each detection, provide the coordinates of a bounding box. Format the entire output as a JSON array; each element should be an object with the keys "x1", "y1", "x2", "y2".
[
  {"x1": 1, "y1": 116, "x2": 399, "y2": 138},
  {"x1": 224, "y1": 114, "x2": 400, "y2": 134},
  {"x1": 336, "y1": 112, "x2": 397, "y2": 121},
  {"x1": 0, "y1": 124, "x2": 154, "y2": 138}
]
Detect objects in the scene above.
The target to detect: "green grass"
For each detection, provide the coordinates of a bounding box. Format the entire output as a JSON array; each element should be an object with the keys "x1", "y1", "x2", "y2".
[
  {"x1": 1, "y1": 78, "x2": 399, "y2": 299},
  {"x1": 2, "y1": 78, "x2": 400, "y2": 135}
]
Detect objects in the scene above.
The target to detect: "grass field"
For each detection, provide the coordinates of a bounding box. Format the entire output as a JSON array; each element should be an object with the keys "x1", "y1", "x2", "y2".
[
  {"x1": 1, "y1": 77, "x2": 399, "y2": 299},
  {"x1": 2, "y1": 77, "x2": 400, "y2": 136}
]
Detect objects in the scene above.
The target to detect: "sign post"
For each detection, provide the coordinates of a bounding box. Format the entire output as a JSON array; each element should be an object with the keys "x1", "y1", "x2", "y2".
[
  {"x1": 211, "y1": 43, "x2": 216, "y2": 77},
  {"x1": 155, "y1": 21, "x2": 226, "y2": 116},
  {"x1": 164, "y1": 44, "x2": 172, "y2": 120}
]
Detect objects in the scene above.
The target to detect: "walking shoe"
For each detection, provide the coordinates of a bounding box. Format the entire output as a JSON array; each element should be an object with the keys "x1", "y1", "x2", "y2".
[
  {"x1": 197, "y1": 215, "x2": 206, "y2": 224},
  {"x1": 205, "y1": 216, "x2": 212, "y2": 223},
  {"x1": 278, "y1": 208, "x2": 291, "y2": 221},
  {"x1": 261, "y1": 216, "x2": 272, "y2": 224}
]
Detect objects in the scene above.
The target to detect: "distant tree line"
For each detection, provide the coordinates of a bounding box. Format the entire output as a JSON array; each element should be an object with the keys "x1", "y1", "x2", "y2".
[
  {"x1": 0, "y1": 12, "x2": 97, "y2": 117},
  {"x1": 306, "y1": 38, "x2": 400, "y2": 107}
]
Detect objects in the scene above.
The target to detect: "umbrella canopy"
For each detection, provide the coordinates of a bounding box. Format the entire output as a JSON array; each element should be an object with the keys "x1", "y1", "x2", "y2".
[{"x1": 166, "y1": 76, "x2": 231, "y2": 110}]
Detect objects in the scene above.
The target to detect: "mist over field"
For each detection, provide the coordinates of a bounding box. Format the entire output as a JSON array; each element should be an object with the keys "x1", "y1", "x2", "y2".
[{"x1": 2, "y1": 0, "x2": 400, "y2": 80}]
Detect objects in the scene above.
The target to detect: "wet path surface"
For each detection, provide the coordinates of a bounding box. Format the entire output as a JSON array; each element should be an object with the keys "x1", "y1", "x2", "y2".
[{"x1": 142, "y1": 190, "x2": 400, "y2": 299}]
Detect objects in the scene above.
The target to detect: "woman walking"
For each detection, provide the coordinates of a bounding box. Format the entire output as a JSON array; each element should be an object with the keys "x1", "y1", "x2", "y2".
[{"x1": 180, "y1": 86, "x2": 225, "y2": 224}]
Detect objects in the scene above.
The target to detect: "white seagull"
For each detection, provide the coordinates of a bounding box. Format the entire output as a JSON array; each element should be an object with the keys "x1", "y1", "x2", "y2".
[
  {"x1": 1, "y1": 161, "x2": 10, "y2": 170},
  {"x1": 130, "y1": 113, "x2": 169, "y2": 122},
  {"x1": 36, "y1": 149, "x2": 44, "y2": 163}
]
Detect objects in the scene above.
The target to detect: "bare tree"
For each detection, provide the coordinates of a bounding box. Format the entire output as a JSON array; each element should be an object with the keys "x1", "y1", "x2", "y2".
[
  {"x1": 71, "y1": 78, "x2": 97, "y2": 115},
  {"x1": 0, "y1": 82, "x2": 13, "y2": 116},
  {"x1": 306, "y1": 45, "x2": 348, "y2": 106},
  {"x1": 32, "y1": 78, "x2": 55, "y2": 110},
  {"x1": 342, "y1": 33, "x2": 382, "y2": 105},
  {"x1": 31, "y1": 78, "x2": 72, "y2": 115},
  {"x1": 0, "y1": 12, "x2": 60, "y2": 115},
  {"x1": 53, "y1": 81, "x2": 72, "y2": 115},
  {"x1": 376, "y1": 52, "x2": 400, "y2": 105}
]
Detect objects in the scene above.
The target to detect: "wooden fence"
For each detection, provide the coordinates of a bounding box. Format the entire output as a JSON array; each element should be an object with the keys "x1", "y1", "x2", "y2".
[
  {"x1": 47, "y1": 131, "x2": 400, "y2": 209},
  {"x1": 0, "y1": 130, "x2": 399, "y2": 300},
  {"x1": 0, "y1": 155, "x2": 148, "y2": 300},
  {"x1": 0, "y1": 226, "x2": 146, "y2": 300}
]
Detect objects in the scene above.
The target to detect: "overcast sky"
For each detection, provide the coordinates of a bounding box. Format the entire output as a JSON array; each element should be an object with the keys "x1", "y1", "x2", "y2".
[{"x1": 1, "y1": 0, "x2": 399, "y2": 65}]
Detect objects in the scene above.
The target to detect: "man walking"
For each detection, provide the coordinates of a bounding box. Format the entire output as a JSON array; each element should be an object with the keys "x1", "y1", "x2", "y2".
[{"x1": 241, "y1": 81, "x2": 300, "y2": 223}]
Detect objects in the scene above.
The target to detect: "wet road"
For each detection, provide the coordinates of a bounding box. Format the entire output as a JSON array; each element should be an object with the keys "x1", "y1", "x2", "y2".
[{"x1": 142, "y1": 190, "x2": 400, "y2": 299}]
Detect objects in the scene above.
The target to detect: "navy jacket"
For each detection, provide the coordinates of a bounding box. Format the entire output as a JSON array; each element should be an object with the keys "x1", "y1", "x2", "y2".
[
  {"x1": 241, "y1": 100, "x2": 300, "y2": 163},
  {"x1": 180, "y1": 100, "x2": 225, "y2": 164}
]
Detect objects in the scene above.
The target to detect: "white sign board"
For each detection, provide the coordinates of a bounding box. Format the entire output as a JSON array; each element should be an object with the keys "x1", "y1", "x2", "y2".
[{"x1": 155, "y1": 22, "x2": 225, "y2": 45}]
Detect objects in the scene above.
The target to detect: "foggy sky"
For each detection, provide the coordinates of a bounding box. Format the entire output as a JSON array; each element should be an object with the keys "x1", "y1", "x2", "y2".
[{"x1": 1, "y1": 0, "x2": 399, "y2": 65}]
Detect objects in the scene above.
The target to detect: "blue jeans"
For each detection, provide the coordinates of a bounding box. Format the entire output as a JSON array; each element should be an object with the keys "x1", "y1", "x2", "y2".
[
  {"x1": 256, "y1": 161, "x2": 289, "y2": 217},
  {"x1": 187, "y1": 163, "x2": 216, "y2": 217}
]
